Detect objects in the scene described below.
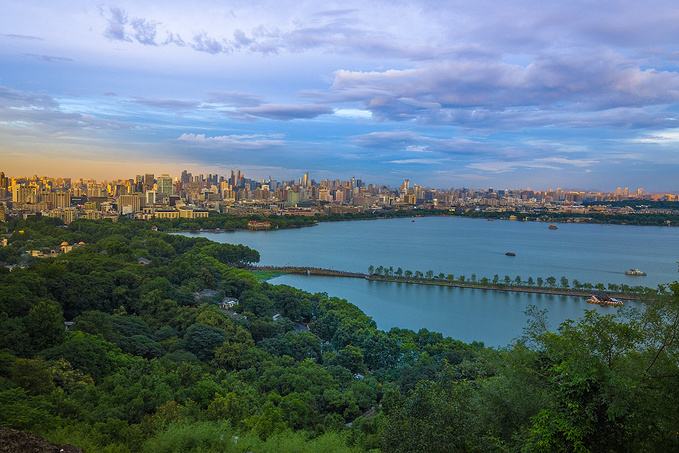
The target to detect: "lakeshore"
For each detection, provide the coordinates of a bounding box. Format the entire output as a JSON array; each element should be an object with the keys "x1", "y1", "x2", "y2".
[{"x1": 156, "y1": 205, "x2": 679, "y2": 235}]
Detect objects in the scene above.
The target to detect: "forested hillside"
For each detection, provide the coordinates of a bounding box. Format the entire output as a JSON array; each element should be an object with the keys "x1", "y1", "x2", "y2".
[{"x1": 1, "y1": 218, "x2": 678, "y2": 452}]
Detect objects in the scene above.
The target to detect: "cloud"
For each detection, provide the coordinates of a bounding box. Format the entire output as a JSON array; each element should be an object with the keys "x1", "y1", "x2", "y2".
[
  {"x1": 1, "y1": 33, "x2": 43, "y2": 41},
  {"x1": 352, "y1": 131, "x2": 424, "y2": 148},
  {"x1": 0, "y1": 86, "x2": 58, "y2": 110},
  {"x1": 232, "y1": 29, "x2": 254, "y2": 49},
  {"x1": 206, "y1": 91, "x2": 262, "y2": 107},
  {"x1": 23, "y1": 53, "x2": 73, "y2": 63},
  {"x1": 312, "y1": 9, "x2": 358, "y2": 18},
  {"x1": 353, "y1": 130, "x2": 612, "y2": 174},
  {"x1": 130, "y1": 18, "x2": 158, "y2": 46},
  {"x1": 191, "y1": 32, "x2": 229, "y2": 54},
  {"x1": 177, "y1": 133, "x2": 284, "y2": 149},
  {"x1": 0, "y1": 86, "x2": 132, "y2": 134},
  {"x1": 352, "y1": 131, "x2": 477, "y2": 154},
  {"x1": 94, "y1": 5, "x2": 443, "y2": 58},
  {"x1": 468, "y1": 157, "x2": 599, "y2": 173},
  {"x1": 131, "y1": 98, "x2": 201, "y2": 110},
  {"x1": 103, "y1": 7, "x2": 130, "y2": 42},
  {"x1": 163, "y1": 32, "x2": 185, "y2": 47},
  {"x1": 333, "y1": 108, "x2": 372, "y2": 119},
  {"x1": 631, "y1": 129, "x2": 679, "y2": 144},
  {"x1": 101, "y1": 7, "x2": 172, "y2": 47},
  {"x1": 87, "y1": 1, "x2": 679, "y2": 65},
  {"x1": 329, "y1": 54, "x2": 679, "y2": 126},
  {"x1": 235, "y1": 103, "x2": 333, "y2": 120},
  {"x1": 388, "y1": 158, "x2": 444, "y2": 165}
]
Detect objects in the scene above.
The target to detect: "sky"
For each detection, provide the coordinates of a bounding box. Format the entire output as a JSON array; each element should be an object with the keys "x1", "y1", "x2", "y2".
[{"x1": 1, "y1": 0, "x2": 679, "y2": 190}]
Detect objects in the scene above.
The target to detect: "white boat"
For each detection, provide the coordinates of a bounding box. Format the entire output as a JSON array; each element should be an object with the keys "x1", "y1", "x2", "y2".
[{"x1": 625, "y1": 268, "x2": 647, "y2": 276}]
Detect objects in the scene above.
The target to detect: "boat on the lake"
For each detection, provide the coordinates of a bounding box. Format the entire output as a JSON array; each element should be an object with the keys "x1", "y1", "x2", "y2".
[
  {"x1": 548, "y1": 224, "x2": 558, "y2": 230},
  {"x1": 625, "y1": 268, "x2": 647, "y2": 276},
  {"x1": 505, "y1": 251, "x2": 516, "y2": 257},
  {"x1": 587, "y1": 294, "x2": 624, "y2": 307}
]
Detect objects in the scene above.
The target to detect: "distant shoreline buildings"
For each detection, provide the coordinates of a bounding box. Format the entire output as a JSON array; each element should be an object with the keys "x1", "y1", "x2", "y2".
[{"x1": 0, "y1": 170, "x2": 677, "y2": 225}]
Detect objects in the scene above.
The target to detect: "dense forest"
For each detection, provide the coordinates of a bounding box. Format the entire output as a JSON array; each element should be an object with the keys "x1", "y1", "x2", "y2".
[{"x1": 1, "y1": 217, "x2": 678, "y2": 452}]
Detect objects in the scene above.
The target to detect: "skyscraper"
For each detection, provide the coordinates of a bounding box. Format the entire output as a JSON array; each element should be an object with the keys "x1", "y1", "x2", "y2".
[
  {"x1": 12, "y1": 185, "x2": 38, "y2": 204},
  {"x1": 144, "y1": 174, "x2": 155, "y2": 191},
  {"x1": 157, "y1": 174, "x2": 174, "y2": 195},
  {"x1": 118, "y1": 193, "x2": 142, "y2": 214},
  {"x1": 45, "y1": 192, "x2": 71, "y2": 209}
]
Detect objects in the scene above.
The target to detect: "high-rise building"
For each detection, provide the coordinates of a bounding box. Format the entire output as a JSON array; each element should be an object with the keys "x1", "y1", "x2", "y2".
[
  {"x1": 134, "y1": 175, "x2": 144, "y2": 192},
  {"x1": 286, "y1": 189, "x2": 300, "y2": 206},
  {"x1": 45, "y1": 192, "x2": 71, "y2": 209},
  {"x1": 157, "y1": 174, "x2": 174, "y2": 195},
  {"x1": 400, "y1": 179, "x2": 410, "y2": 193},
  {"x1": 319, "y1": 188, "x2": 332, "y2": 202},
  {"x1": 48, "y1": 207, "x2": 77, "y2": 224},
  {"x1": 144, "y1": 174, "x2": 155, "y2": 190},
  {"x1": 118, "y1": 193, "x2": 142, "y2": 214},
  {"x1": 145, "y1": 191, "x2": 157, "y2": 205},
  {"x1": 12, "y1": 185, "x2": 38, "y2": 204},
  {"x1": 86, "y1": 184, "x2": 106, "y2": 198},
  {"x1": 0, "y1": 172, "x2": 8, "y2": 192}
]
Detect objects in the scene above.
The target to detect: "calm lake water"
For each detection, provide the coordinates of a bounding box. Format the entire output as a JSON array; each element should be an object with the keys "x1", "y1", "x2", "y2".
[
  {"x1": 269, "y1": 274, "x2": 612, "y2": 346},
  {"x1": 182, "y1": 216, "x2": 678, "y2": 346}
]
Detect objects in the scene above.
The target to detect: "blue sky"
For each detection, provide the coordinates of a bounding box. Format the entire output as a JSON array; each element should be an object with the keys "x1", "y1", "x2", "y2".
[{"x1": 1, "y1": 0, "x2": 679, "y2": 190}]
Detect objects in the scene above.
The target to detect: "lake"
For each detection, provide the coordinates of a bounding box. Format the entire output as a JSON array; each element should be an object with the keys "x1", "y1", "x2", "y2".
[
  {"x1": 268, "y1": 274, "x2": 613, "y2": 346},
  {"x1": 181, "y1": 216, "x2": 678, "y2": 346}
]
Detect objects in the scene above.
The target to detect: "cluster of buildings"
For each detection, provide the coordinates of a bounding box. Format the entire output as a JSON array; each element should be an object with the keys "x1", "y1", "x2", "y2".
[
  {"x1": 26, "y1": 240, "x2": 86, "y2": 259},
  {"x1": 0, "y1": 170, "x2": 677, "y2": 224}
]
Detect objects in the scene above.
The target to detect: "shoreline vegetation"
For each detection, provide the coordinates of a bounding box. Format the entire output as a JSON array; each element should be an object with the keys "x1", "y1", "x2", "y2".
[
  {"x1": 252, "y1": 266, "x2": 654, "y2": 301},
  {"x1": 155, "y1": 209, "x2": 449, "y2": 233},
  {"x1": 150, "y1": 206, "x2": 678, "y2": 234},
  {"x1": 456, "y1": 209, "x2": 678, "y2": 227}
]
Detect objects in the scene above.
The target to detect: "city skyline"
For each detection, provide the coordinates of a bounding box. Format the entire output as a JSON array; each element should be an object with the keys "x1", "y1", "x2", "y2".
[
  {"x1": 2, "y1": 1, "x2": 679, "y2": 190},
  {"x1": 3, "y1": 164, "x2": 677, "y2": 234},
  {"x1": 0, "y1": 168, "x2": 665, "y2": 195}
]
